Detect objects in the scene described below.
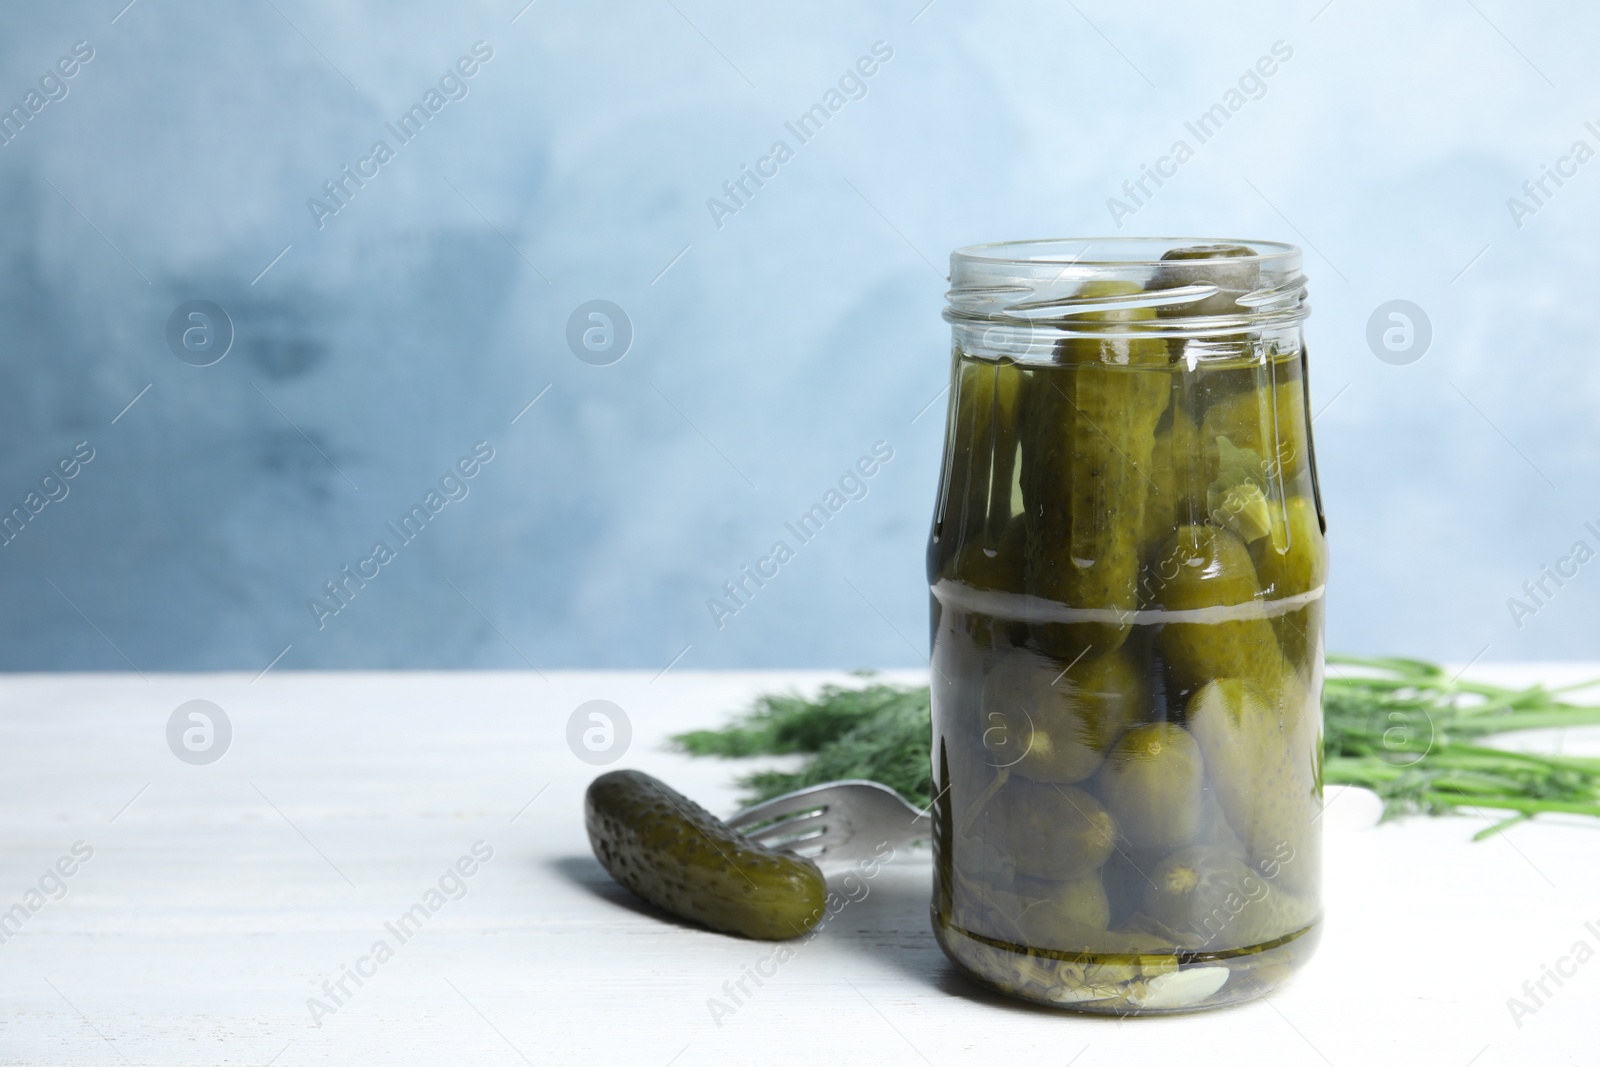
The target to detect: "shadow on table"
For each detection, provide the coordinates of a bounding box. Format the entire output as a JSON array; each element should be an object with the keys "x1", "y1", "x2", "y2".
[
  {"x1": 547, "y1": 854, "x2": 709, "y2": 932},
  {"x1": 551, "y1": 850, "x2": 1151, "y2": 1018},
  {"x1": 801, "y1": 855, "x2": 1058, "y2": 1012}
]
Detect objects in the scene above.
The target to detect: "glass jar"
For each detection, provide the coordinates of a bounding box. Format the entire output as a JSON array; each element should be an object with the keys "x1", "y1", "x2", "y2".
[{"x1": 927, "y1": 238, "x2": 1326, "y2": 1014}]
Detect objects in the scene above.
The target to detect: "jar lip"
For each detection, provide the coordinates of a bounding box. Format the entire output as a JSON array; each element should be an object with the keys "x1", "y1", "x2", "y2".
[
  {"x1": 950, "y1": 236, "x2": 1300, "y2": 268},
  {"x1": 945, "y1": 236, "x2": 1308, "y2": 344}
]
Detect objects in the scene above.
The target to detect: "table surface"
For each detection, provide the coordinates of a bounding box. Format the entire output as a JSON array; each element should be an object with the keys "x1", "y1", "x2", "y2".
[{"x1": 2, "y1": 666, "x2": 1598, "y2": 1066}]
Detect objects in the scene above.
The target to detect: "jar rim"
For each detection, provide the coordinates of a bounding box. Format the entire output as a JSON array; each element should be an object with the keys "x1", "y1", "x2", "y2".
[
  {"x1": 945, "y1": 236, "x2": 1309, "y2": 346},
  {"x1": 950, "y1": 236, "x2": 1301, "y2": 268}
]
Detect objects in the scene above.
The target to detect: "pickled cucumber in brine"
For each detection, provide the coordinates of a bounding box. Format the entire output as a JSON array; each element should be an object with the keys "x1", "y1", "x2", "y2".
[
  {"x1": 1021, "y1": 281, "x2": 1170, "y2": 655},
  {"x1": 1187, "y1": 679, "x2": 1321, "y2": 895},
  {"x1": 1152, "y1": 523, "x2": 1289, "y2": 698},
  {"x1": 979, "y1": 648, "x2": 1143, "y2": 784},
  {"x1": 1096, "y1": 723, "x2": 1206, "y2": 854}
]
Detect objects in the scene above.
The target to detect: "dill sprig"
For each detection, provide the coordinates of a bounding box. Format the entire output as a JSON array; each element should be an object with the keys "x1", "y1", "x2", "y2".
[
  {"x1": 672, "y1": 679, "x2": 934, "y2": 807},
  {"x1": 672, "y1": 657, "x2": 1600, "y2": 840},
  {"x1": 1323, "y1": 655, "x2": 1600, "y2": 839}
]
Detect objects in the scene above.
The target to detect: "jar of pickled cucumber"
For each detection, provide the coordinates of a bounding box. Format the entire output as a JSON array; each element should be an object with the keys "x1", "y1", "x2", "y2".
[{"x1": 927, "y1": 238, "x2": 1326, "y2": 1014}]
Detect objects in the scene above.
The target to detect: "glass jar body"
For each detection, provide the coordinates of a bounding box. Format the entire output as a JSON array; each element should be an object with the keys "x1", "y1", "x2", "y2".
[{"x1": 927, "y1": 239, "x2": 1325, "y2": 1014}]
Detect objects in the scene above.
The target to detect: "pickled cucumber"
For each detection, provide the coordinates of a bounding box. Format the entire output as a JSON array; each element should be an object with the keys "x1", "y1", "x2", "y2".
[
  {"x1": 1250, "y1": 496, "x2": 1326, "y2": 598},
  {"x1": 1142, "y1": 402, "x2": 1202, "y2": 555},
  {"x1": 963, "y1": 875, "x2": 1201, "y2": 959},
  {"x1": 585, "y1": 769, "x2": 826, "y2": 940},
  {"x1": 953, "y1": 514, "x2": 1027, "y2": 592},
  {"x1": 1251, "y1": 495, "x2": 1327, "y2": 671},
  {"x1": 941, "y1": 354, "x2": 1024, "y2": 556},
  {"x1": 951, "y1": 516, "x2": 1029, "y2": 651},
  {"x1": 1017, "y1": 365, "x2": 1078, "y2": 659},
  {"x1": 1096, "y1": 723, "x2": 1206, "y2": 853},
  {"x1": 1200, "y1": 379, "x2": 1311, "y2": 494},
  {"x1": 1002, "y1": 780, "x2": 1118, "y2": 881},
  {"x1": 1142, "y1": 845, "x2": 1315, "y2": 950},
  {"x1": 1152, "y1": 523, "x2": 1289, "y2": 697},
  {"x1": 1150, "y1": 243, "x2": 1261, "y2": 318},
  {"x1": 1186, "y1": 679, "x2": 1320, "y2": 894},
  {"x1": 1024, "y1": 280, "x2": 1170, "y2": 655},
  {"x1": 979, "y1": 649, "x2": 1142, "y2": 783},
  {"x1": 1015, "y1": 872, "x2": 1113, "y2": 937}
]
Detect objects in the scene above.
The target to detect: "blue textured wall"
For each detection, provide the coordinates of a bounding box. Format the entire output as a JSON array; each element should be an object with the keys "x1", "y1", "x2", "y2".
[{"x1": 2, "y1": 1, "x2": 1596, "y2": 671}]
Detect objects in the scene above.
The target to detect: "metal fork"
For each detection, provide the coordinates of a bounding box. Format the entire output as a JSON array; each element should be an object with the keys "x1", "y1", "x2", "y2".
[{"x1": 727, "y1": 780, "x2": 929, "y2": 872}]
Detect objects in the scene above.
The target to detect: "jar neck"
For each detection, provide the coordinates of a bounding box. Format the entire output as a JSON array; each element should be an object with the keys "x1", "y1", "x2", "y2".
[{"x1": 944, "y1": 237, "x2": 1308, "y2": 364}]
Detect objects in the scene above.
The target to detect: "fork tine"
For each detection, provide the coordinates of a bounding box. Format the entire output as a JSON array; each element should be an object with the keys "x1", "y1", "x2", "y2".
[
  {"x1": 751, "y1": 828, "x2": 830, "y2": 855},
  {"x1": 725, "y1": 780, "x2": 924, "y2": 871},
  {"x1": 740, "y1": 809, "x2": 828, "y2": 846},
  {"x1": 726, "y1": 785, "x2": 839, "y2": 832}
]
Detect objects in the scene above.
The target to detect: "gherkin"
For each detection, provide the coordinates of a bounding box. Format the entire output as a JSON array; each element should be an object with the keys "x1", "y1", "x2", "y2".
[
  {"x1": 940, "y1": 355, "x2": 1023, "y2": 560},
  {"x1": 1252, "y1": 495, "x2": 1328, "y2": 673},
  {"x1": 1186, "y1": 680, "x2": 1322, "y2": 895},
  {"x1": 585, "y1": 770, "x2": 826, "y2": 940},
  {"x1": 979, "y1": 648, "x2": 1143, "y2": 784},
  {"x1": 1153, "y1": 523, "x2": 1290, "y2": 698},
  {"x1": 1096, "y1": 722, "x2": 1207, "y2": 853},
  {"x1": 1200, "y1": 380, "x2": 1312, "y2": 499},
  {"x1": 1142, "y1": 845, "x2": 1317, "y2": 949},
  {"x1": 1023, "y1": 280, "x2": 1170, "y2": 656},
  {"x1": 1141, "y1": 401, "x2": 1202, "y2": 556}
]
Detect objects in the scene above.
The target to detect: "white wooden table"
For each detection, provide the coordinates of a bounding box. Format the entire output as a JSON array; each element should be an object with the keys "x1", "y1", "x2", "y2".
[{"x1": 1, "y1": 667, "x2": 1597, "y2": 1066}]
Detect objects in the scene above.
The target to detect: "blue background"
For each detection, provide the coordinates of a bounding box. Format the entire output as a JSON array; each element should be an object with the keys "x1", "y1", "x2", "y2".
[{"x1": 1, "y1": 0, "x2": 1596, "y2": 672}]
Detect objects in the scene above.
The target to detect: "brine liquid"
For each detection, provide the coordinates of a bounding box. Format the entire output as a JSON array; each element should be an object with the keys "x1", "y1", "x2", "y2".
[{"x1": 927, "y1": 347, "x2": 1326, "y2": 1013}]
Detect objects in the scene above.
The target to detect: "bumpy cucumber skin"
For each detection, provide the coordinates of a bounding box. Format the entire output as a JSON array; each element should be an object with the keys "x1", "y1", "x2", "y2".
[
  {"x1": 1096, "y1": 722, "x2": 1207, "y2": 853},
  {"x1": 585, "y1": 770, "x2": 827, "y2": 940},
  {"x1": 1187, "y1": 679, "x2": 1321, "y2": 895},
  {"x1": 1022, "y1": 281, "x2": 1170, "y2": 656},
  {"x1": 1142, "y1": 845, "x2": 1316, "y2": 950},
  {"x1": 1153, "y1": 523, "x2": 1288, "y2": 696},
  {"x1": 1001, "y1": 780, "x2": 1118, "y2": 882},
  {"x1": 1141, "y1": 403, "x2": 1201, "y2": 555},
  {"x1": 980, "y1": 649, "x2": 1141, "y2": 785}
]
